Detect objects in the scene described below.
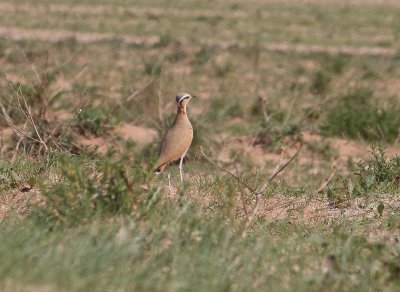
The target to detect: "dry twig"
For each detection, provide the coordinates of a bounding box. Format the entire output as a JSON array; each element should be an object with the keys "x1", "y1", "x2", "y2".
[
  {"x1": 235, "y1": 164, "x2": 248, "y2": 220},
  {"x1": 200, "y1": 140, "x2": 302, "y2": 236},
  {"x1": 316, "y1": 161, "x2": 338, "y2": 194}
]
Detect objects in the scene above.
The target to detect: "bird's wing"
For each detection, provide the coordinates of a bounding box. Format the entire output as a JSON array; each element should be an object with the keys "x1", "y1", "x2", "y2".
[{"x1": 154, "y1": 124, "x2": 193, "y2": 171}]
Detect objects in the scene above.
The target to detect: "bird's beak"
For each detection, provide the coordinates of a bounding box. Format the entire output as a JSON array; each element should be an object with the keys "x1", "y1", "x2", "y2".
[{"x1": 192, "y1": 95, "x2": 197, "y2": 99}]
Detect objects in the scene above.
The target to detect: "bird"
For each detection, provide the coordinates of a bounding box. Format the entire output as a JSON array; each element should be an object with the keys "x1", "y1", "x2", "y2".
[{"x1": 154, "y1": 92, "x2": 194, "y2": 191}]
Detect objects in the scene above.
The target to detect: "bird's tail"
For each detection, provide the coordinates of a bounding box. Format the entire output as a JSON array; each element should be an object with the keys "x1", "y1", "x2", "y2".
[{"x1": 154, "y1": 163, "x2": 167, "y2": 174}]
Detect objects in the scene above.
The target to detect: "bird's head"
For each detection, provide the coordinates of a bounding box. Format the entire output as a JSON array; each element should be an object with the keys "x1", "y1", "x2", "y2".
[{"x1": 176, "y1": 92, "x2": 195, "y2": 113}]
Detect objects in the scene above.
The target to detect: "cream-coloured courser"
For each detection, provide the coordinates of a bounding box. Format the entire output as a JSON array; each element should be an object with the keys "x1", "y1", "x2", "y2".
[{"x1": 154, "y1": 92, "x2": 194, "y2": 187}]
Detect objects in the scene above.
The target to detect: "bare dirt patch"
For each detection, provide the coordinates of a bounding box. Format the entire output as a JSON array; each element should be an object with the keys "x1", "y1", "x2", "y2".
[
  {"x1": 0, "y1": 127, "x2": 15, "y2": 154},
  {"x1": 0, "y1": 27, "x2": 160, "y2": 46},
  {"x1": 218, "y1": 135, "x2": 286, "y2": 167},
  {"x1": 217, "y1": 131, "x2": 400, "y2": 171},
  {"x1": 1, "y1": 278, "x2": 52, "y2": 292},
  {"x1": 115, "y1": 123, "x2": 158, "y2": 145},
  {"x1": 71, "y1": 124, "x2": 158, "y2": 154},
  {"x1": 73, "y1": 134, "x2": 110, "y2": 154},
  {"x1": 0, "y1": 188, "x2": 44, "y2": 222},
  {"x1": 256, "y1": 193, "x2": 400, "y2": 226}
]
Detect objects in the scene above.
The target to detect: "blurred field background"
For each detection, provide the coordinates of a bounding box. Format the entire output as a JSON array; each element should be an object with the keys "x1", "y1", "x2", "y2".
[{"x1": 0, "y1": 0, "x2": 400, "y2": 291}]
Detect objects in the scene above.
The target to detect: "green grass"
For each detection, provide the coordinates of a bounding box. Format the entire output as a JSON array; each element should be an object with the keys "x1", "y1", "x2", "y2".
[
  {"x1": 355, "y1": 145, "x2": 400, "y2": 193},
  {"x1": 322, "y1": 88, "x2": 400, "y2": 142},
  {"x1": 77, "y1": 106, "x2": 114, "y2": 136},
  {"x1": 1, "y1": 212, "x2": 399, "y2": 291}
]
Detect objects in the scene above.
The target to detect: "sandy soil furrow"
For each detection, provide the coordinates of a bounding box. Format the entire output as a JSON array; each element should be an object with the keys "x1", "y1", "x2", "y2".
[
  {"x1": 0, "y1": 26, "x2": 397, "y2": 57},
  {"x1": 0, "y1": 27, "x2": 160, "y2": 46}
]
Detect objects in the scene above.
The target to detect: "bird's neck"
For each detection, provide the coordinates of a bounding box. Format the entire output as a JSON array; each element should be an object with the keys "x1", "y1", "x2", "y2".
[
  {"x1": 174, "y1": 106, "x2": 192, "y2": 128},
  {"x1": 177, "y1": 104, "x2": 187, "y2": 115}
]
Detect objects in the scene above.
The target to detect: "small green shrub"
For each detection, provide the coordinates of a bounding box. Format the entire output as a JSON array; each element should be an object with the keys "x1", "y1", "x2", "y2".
[
  {"x1": 213, "y1": 61, "x2": 233, "y2": 77},
  {"x1": 0, "y1": 158, "x2": 47, "y2": 192},
  {"x1": 322, "y1": 89, "x2": 400, "y2": 142},
  {"x1": 192, "y1": 45, "x2": 217, "y2": 65},
  {"x1": 166, "y1": 50, "x2": 186, "y2": 63},
  {"x1": 324, "y1": 146, "x2": 400, "y2": 200},
  {"x1": 77, "y1": 106, "x2": 109, "y2": 136},
  {"x1": 355, "y1": 145, "x2": 400, "y2": 192},
  {"x1": 322, "y1": 54, "x2": 349, "y2": 75},
  {"x1": 310, "y1": 70, "x2": 331, "y2": 94},
  {"x1": 36, "y1": 151, "x2": 155, "y2": 226}
]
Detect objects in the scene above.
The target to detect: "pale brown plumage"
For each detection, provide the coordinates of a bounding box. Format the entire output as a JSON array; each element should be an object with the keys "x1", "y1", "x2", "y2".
[{"x1": 154, "y1": 92, "x2": 194, "y2": 174}]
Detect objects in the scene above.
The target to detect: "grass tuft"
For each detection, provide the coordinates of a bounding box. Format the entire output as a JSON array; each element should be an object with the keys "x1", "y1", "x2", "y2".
[
  {"x1": 77, "y1": 106, "x2": 111, "y2": 136},
  {"x1": 322, "y1": 88, "x2": 400, "y2": 142},
  {"x1": 355, "y1": 145, "x2": 400, "y2": 192}
]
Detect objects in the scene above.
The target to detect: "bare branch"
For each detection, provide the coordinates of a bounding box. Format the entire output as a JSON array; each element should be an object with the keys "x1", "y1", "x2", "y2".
[
  {"x1": 19, "y1": 94, "x2": 48, "y2": 152},
  {"x1": 200, "y1": 147, "x2": 258, "y2": 195},
  {"x1": 126, "y1": 77, "x2": 154, "y2": 102},
  {"x1": 316, "y1": 162, "x2": 338, "y2": 194},
  {"x1": 0, "y1": 109, "x2": 41, "y2": 144},
  {"x1": 12, "y1": 121, "x2": 28, "y2": 161},
  {"x1": 200, "y1": 138, "x2": 302, "y2": 236},
  {"x1": 266, "y1": 140, "x2": 303, "y2": 185},
  {"x1": 3, "y1": 74, "x2": 49, "y2": 153},
  {"x1": 235, "y1": 164, "x2": 248, "y2": 220}
]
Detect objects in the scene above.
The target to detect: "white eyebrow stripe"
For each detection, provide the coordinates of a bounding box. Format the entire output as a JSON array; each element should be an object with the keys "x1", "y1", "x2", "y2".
[{"x1": 177, "y1": 94, "x2": 190, "y2": 103}]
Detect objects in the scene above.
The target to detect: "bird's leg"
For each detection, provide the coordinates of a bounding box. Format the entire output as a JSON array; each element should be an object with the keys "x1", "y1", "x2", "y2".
[
  {"x1": 179, "y1": 155, "x2": 184, "y2": 185},
  {"x1": 179, "y1": 149, "x2": 189, "y2": 187},
  {"x1": 168, "y1": 171, "x2": 172, "y2": 193}
]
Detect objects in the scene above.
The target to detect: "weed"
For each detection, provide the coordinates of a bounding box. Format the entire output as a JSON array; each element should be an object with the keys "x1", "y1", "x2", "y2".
[
  {"x1": 322, "y1": 54, "x2": 349, "y2": 74},
  {"x1": 213, "y1": 61, "x2": 233, "y2": 77},
  {"x1": 310, "y1": 70, "x2": 331, "y2": 94},
  {"x1": 324, "y1": 175, "x2": 353, "y2": 206},
  {"x1": 34, "y1": 150, "x2": 155, "y2": 226},
  {"x1": 361, "y1": 63, "x2": 379, "y2": 80},
  {"x1": 324, "y1": 146, "x2": 400, "y2": 201},
  {"x1": 192, "y1": 45, "x2": 217, "y2": 65},
  {"x1": 77, "y1": 106, "x2": 110, "y2": 136},
  {"x1": 0, "y1": 158, "x2": 45, "y2": 192},
  {"x1": 166, "y1": 49, "x2": 186, "y2": 63},
  {"x1": 355, "y1": 145, "x2": 400, "y2": 192},
  {"x1": 385, "y1": 213, "x2": 400, "y2": 230}
]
